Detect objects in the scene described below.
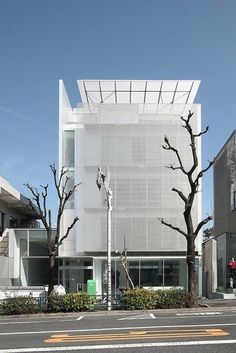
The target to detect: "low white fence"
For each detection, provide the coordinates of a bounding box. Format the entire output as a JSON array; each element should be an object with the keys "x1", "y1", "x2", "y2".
[{"x1": 0, "y1": 286, "x2": 47, "y2": 300}]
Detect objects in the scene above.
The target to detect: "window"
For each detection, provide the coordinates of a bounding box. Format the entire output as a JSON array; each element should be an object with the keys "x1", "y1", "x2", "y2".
[
  {"x1": 0, "y1": 211, "x2": 4, "y2": 234},
  {"x1": 64, "y1": 130, "x2": 75, "y2": 167},
  {"x1": 233, "y1": 190, "x2": 236, "y2": 211},
  {"x1": 64, "y1": 172, "x2": 75, "y2": 209},
  {"x1": 9, "y1": 216, "x2": 17, "y2": 228}
]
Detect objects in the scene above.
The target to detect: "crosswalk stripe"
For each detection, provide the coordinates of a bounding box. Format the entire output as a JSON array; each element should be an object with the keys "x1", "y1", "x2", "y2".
[
  {"x1": 176, "y1": 312, "x2": 222, "y2": 316},
  {"x1": 119, "y1": 313, "x2": 156, "y2": 321}
]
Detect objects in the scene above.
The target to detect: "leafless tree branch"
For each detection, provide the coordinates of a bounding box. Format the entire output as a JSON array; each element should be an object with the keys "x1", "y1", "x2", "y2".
[
  {"x1": 166, "y1": 165, "x2": 182, "y2": 171},
  {"x1": 57, "y1": 216, "x2": 79, "y2": 247},
  {"x1": 162, "y1": 136, "x2": 188, "y2": 175},
  {"x1": 158, "y1": 218, "x2": 187, "y2": 238},
  {"x1": 172, "y1": 187, "x2": 188, "y2": 203},
  {"x1": 194, "y1": 159, "x2": 214, "y2": 184},
  {"x1": 193, "y1": 126, "x2": 209, "y2": 137},
  {"x1": 194, "y1": 215, "x2": 213, "y2": 237}
]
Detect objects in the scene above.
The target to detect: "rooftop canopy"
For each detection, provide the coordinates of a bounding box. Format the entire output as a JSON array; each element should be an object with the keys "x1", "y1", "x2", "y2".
[
  {"x1": 0, "y1": 176, "x2": 38, "y2": 217},
  {"x1": 78, "y1": 80, "x2": 200, "y2": 105}
]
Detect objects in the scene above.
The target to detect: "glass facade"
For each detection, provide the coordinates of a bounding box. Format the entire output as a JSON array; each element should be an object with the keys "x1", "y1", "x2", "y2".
[
  {"x1": 15, "y1": 229, "x2": 56, "y2": 287},
  {"x1": 99, "y1": 257, "x2": 187, "y2": 295},
  {"x1": 14, "y1": 229, "x2": 189, "y2": 294},
  {"x1": 217, "y1": 233, "x2": 236, "y2": 290},
  {"x1": 58, "y1": 258, "x2": 93, "y2": 292}
]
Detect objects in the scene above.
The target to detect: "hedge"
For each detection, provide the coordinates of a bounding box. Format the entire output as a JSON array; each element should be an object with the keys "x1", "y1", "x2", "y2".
[
  {"x1": 0, "y1": 296, "x2": 39, "y2": 315},
  {"x1": 48, "y1": 292, "x2": 94, "y2": 312},
  {"x1": 121, "y1": 288, "x2": 194, "y2": 310},
  {"x1": 155, "y1": 289, "x2": 194, "y2": 309},
  {"x1": 121, "y1": 288, "x2": 157, "y2": 310},
  {"x1": 0, "y1": 289, "x2": 194, "y2": 315},
  {"x1": 0, "y1": 292, "x2": 94, "y2": 315}
]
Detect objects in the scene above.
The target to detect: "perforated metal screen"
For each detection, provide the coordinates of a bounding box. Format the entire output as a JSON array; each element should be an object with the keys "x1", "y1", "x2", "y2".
[{"x1": 63, "y1": 104, "x2": 201, "y2": 254}]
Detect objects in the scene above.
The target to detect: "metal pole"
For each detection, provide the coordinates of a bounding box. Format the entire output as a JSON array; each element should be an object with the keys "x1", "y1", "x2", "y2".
[
  {"x1": 107, "y1": 188, "x2": 112, "y2": 311},
  {"x1": 96, "y1": 166, "x2": 112, "y2": 311}
]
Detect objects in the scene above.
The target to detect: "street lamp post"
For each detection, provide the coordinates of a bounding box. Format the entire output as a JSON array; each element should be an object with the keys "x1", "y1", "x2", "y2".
[{"x1": 96, "y1": 167, "x2": 112, "y2": 311}]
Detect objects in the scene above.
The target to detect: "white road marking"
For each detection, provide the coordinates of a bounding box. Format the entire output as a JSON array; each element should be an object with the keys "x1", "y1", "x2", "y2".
[
  {"x1": 0, "y1": 319, "x2": 78, "y2": 325},
  {"x1": 177, "y1": 312, "x2": 222, "y2": 316},
  {"x1": 0, "y1": 322, "x2": 236, "y2": 336},
  {"x1": 119, "y1": 313, "x2": 156, "y2": 320},
  {"x1": 0, "y1": 339, "x2": 236, "y2": 352},
  {"x1": 76, "y1": 316, "x2": 84, "y2": 321}
]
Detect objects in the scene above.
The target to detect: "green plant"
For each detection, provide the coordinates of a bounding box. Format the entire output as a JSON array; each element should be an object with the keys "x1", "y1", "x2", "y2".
[
  {"x1": 216, "y1": 287, "x2": 224, "y2": 293},
  {"x1": 48, "y1": 292, "x2": 94, "y2": 312},
  {"x1": 121, "y1": 288, "x2": 157, "y2": 310},
  {"x1": 121, "y1": 288, "x2": 194, "y2": 310},
  {"x1": 0, "y1": 296, "x2": 39, "y2": 315},
  {"x1": 155, "y1": 289, "x2": 194, "y2": 309}
]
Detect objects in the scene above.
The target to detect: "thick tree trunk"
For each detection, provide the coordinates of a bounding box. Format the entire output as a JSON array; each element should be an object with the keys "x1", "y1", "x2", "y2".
[{"x1": 186, "y1": 236, "x2": 197, "y2": 303}]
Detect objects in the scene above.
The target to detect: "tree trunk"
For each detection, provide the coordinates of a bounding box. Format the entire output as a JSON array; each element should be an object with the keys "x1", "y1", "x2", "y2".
[
  {"x1": 48, "y1": 254, "x2": 56, "y2": 296},
  {"x1": 186, "y1": 236, "x2": 197, "y2": 303},
  {"x1": 122, "y1": 263, "x2": 135, "y2": 290}
]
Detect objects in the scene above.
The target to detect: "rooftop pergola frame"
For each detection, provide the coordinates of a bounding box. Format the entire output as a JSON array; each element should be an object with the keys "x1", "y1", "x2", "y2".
[{"x1": 78, "y1": 80, "x2": 200, "y2": 105}]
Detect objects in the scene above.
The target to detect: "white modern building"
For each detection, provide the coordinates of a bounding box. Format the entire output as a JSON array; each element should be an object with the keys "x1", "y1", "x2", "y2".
[{"x1": 59, "y1": 80, "x2": 202, "y2": 295}]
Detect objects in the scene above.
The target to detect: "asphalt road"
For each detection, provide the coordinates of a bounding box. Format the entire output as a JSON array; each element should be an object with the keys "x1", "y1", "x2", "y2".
[{"x1": 1, "y1": 307, "x2": 236, "y2": 352}]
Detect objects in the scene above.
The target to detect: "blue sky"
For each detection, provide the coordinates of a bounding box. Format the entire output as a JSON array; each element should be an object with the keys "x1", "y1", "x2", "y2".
[{"x1": 0, "y1": 0, "x2": 235, "y2": 220}]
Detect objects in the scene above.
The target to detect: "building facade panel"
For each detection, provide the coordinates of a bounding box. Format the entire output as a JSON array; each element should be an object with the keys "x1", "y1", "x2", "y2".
[{"x1": 214, "y1": 131, "x2": 236, "y2": 235}]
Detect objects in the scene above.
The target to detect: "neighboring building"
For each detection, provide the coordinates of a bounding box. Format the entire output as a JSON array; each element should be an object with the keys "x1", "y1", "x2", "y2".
[
  {"x1": 59, "y1": 79, "x2": 203, "y2": 295},
  {"x1": 202, "y1": 237, "x2": 217, "y2": 297},
  {"x1": 214, "y1": 130, "x2": 236, "y2": 291},
  {"x1": 0, "y1": 176, "x2": 37, "y2": 232},
  {"x1": 0, "y1": 176, "x2": 42, "y2": 287}
]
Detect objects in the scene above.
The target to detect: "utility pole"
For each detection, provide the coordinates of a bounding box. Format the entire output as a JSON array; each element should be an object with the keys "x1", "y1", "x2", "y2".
[{"x1": 96, "y1": 167, "x2": 112, "y2": 311}]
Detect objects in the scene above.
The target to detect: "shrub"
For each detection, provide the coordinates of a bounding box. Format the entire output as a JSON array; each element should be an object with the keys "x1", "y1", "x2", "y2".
[
  {"x1": 121, "y1": 288, "x2": 194, "y2": 310},
  {"x1": 155, "y1": 289, "x2": 194, "y2": 309},
  {"x1": 121, "y1": 288, "x2": 157, "y2": 310},
  {"x1": 48, "y1": 292, "x2": 94, "y2": 312},
  {"x1": 0, "y1": 296, "x2": 39, "y2": 315}
]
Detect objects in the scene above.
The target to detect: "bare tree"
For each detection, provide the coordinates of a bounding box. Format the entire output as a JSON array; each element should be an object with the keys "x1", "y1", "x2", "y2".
[
  {"x1": 25, "y1": 164, "x2": 81, "y2": 296},
  {"x1": 159, "y1": 111, "x2": 213, "y2": 301},
  {"x1": 116, "y1": 237, "x2": 135, "y2": 290}
]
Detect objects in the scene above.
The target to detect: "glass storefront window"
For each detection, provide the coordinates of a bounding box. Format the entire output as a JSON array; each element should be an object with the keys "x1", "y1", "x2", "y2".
[
  {"x1": 128, "y1": 261, "x2": 140, "y2": 288},
  {"x1": 22, "y1": 258, "x2": 52, "y2": 286},
  {"x1": 140, "y1": 260, "x2": 163, "y2": 287},
  {"x1": 163, "y1": 259, "x2": 187, "y2": 287},
  {"x1": 217, "y1": 233, "x2": 236, "y2": 290},
  {"x1": 59, "y1": 258, "x2": 93, "y2": 292}
]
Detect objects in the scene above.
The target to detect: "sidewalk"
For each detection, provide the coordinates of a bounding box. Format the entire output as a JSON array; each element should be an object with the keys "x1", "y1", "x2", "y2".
[{"x1": 198, "y1": 297, "x2": 236, "y2": 308}]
